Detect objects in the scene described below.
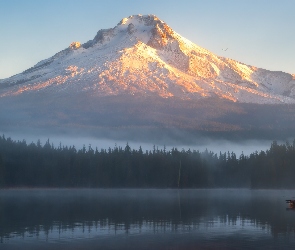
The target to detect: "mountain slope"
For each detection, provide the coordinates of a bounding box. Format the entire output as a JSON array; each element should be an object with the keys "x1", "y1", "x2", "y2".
[{"x1": 0, "y1": 14, "x2": 294, "y2": 104}]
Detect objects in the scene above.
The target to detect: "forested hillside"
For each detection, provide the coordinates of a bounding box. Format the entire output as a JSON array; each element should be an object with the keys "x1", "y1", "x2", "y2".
[{"x1": 0, "y1": 135, "x2": 295, "y2": 188}]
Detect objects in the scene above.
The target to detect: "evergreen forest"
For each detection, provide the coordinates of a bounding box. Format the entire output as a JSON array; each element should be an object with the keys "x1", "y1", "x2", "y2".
[{"x1": 1, "y1": 135, "x2": 295, "y2": 188}]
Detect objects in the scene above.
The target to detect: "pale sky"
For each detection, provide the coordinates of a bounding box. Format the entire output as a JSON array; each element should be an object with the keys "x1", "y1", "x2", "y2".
[{"x1": 0, "y1": 0, "x2": 294, "y2": 79}]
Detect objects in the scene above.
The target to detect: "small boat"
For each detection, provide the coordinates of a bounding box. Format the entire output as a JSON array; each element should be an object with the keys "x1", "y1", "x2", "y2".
[{"x1": 286, "y1": 200, "x2": 295, "y2": 207}]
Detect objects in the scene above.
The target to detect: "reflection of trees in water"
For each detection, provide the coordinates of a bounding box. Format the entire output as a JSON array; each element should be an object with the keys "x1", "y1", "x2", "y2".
[{"x1": 0, "y1": 190, "x2": 295, "y2": 242}]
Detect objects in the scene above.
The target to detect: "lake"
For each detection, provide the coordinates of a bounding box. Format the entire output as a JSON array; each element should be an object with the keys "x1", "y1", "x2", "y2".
[{"x1": 0, "y1": 189, "x2": 295, "y2": 249}]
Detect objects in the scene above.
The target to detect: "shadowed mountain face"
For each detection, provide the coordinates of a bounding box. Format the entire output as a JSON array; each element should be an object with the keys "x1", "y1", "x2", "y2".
[
  {"x1": 0, "y1": 14, "x2": 295, "y2": 142},
  {"x1": 1, "y1": 93, "x2": 295, "y2": 143}
]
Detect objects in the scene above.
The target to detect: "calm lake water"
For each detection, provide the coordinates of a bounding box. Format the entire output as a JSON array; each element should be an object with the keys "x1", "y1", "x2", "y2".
[{"x1": 0, "y1": 189, "x2": 295, "y2": 249}]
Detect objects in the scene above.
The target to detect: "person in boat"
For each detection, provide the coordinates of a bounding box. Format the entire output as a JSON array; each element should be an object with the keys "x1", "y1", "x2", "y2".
[{"x1": 286, "y1": 200, "x2": 295, "y2": 207}]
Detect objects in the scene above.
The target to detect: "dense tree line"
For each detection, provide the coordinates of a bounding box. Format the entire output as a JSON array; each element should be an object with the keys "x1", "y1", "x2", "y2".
[{"x1": 0, "y1": 135, "x2": 295, "y2": 188}]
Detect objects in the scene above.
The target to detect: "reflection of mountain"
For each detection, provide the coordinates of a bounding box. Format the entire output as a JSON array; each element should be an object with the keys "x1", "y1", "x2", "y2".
[
  {"x1": 1, "y1": 189, "x2": 294, "y2": 249},
  {"x1": 1, "y1": 15, "x2": 295, "y2": 141}
]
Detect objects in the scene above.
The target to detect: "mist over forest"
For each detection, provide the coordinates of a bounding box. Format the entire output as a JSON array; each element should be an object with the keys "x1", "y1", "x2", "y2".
[
  {"x1": 1, "y1": 134, "x2": 295, "y2": 189},
  {"x1": 3, "y1": 130, "x2": 274, "y2": 157}
]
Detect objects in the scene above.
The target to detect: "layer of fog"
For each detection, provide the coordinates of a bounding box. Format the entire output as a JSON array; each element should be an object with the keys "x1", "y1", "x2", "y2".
[{"x1": 3, "y1": 132, "x2": 277, "y2": 156}]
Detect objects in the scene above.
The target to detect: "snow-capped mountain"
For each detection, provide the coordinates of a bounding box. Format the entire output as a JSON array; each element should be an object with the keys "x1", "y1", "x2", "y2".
[
  {"x1": 1, "y1": 14, "x2": 295, "y2": 143},
  {"x1": 1, "y1": 14, "x2": 294, "y2": 104}
]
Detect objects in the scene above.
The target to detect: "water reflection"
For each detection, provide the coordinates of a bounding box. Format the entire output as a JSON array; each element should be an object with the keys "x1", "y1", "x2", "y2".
[{"x1": 1, "y1": 189, "x2": 295, "y2": 249}]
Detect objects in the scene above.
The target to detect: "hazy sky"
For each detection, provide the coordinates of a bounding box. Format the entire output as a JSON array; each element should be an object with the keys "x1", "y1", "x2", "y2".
[{"x1": 0, "y1": 0, "x2": 294, "y2": 79}]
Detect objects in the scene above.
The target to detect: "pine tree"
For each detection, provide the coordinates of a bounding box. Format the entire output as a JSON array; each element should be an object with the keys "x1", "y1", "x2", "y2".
[{"x1": 0, "y1": 153, "x2": 4, "y2": 187}]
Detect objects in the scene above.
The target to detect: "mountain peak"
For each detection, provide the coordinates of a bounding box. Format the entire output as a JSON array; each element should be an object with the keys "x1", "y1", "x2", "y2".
[
  {"x1": 118, "y1": 14, "x2": 161, "y2": 26},
  {"x1": 83, "y1": 14, "x2": 176, "y2": 51},
  {"x1": 117, "y1": 14, "x2": 177, "y2": 50}
]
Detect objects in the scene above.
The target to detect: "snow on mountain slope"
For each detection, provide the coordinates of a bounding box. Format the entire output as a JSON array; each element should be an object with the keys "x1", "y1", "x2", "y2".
[{"x1": 0, "y1": 14, "x2": 294, "y2": 104}]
